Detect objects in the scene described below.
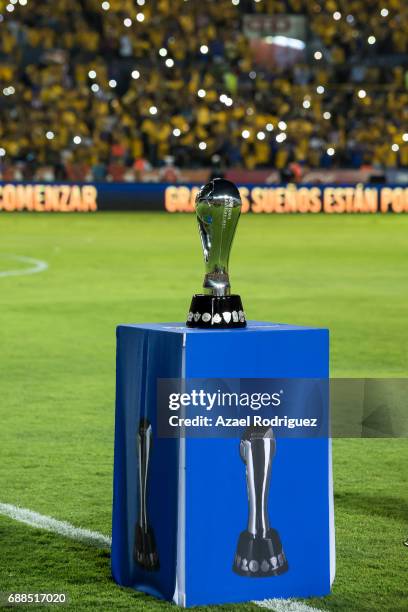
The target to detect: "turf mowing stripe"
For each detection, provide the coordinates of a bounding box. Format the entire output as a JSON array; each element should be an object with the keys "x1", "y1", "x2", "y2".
[
  {"x1": 0, "y1": 503, "x2": 111, "y2": 548},
  {"x1": 0, "y1": 255, "x2": 48, "y2": 278},
  {"x1": 0, "y1": 502, "x2": 326, "y2": 612}
]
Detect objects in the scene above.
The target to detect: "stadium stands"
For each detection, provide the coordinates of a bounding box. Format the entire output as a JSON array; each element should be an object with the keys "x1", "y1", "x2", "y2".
[{"x1": 0, "y1": 0, "x2": 407, "y2": 181}]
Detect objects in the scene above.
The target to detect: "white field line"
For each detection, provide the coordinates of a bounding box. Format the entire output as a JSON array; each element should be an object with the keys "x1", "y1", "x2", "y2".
[
  {"x1": 254, "y1": 598, "x2": 325, "y2": 612},
  {"x1": 0, "y1": 502, "x2": 326, "y2": 612},
  {"x1": 0, "y1": 503, "x2": 111, "y2": 548},
  {"x1": 0, "y1": 255, "x2": 48, "y2": 278}
]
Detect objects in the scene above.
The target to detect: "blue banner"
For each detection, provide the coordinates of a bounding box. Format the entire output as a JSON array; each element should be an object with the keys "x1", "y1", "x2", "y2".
[{"x1": 1, "y1": 181, "x2": 407, "y2": 213}]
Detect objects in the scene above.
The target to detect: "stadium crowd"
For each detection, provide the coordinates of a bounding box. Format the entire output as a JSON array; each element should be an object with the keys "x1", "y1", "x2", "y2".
[{"x1": 0, "y1": 0, "x2": 408, "y2": 181}]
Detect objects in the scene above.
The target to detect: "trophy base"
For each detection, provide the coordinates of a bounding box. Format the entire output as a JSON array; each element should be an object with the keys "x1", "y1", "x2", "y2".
[
  {"x1": 233, "y1": 529, "x2": 289, "y2": 577},
  {"x1": 186, "y1": 294, "x2": 246, "y2": 328},
  {"x1": 134, "y1": 524, "x2": 160, "y2": 571}
]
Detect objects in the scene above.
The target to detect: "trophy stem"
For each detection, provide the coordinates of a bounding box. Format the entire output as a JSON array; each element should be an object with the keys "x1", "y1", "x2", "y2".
[{"x1": 203, "y1": 271, "x2": 231, "y2": 297}]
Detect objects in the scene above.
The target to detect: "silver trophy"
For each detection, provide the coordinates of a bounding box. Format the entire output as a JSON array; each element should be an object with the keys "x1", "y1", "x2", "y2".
[
  {"x1": 233, "y1": 427, "x2": 288, "y2": 577},
  {"x1": 186, "y1": 178, "x2": 246, "y2": 328},
  {"x1": 134, "y1": 418, "x2": 159, "y2": 571}
]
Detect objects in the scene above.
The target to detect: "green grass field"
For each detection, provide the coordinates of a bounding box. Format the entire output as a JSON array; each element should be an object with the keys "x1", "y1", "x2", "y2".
[{"x1": 0, "y1": 212, "x2": 407, "y2": 611}]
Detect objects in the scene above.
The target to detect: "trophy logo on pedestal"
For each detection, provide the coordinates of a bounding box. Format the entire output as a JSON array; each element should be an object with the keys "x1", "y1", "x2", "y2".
[
  {"x1": 186, "y1": 178, "x2": 246, "y2": 328},
  {"x1": 233, "y1": 427, "x2": 288, "y2": 577},
  {"x1": 134, "y1": 418, "x2": 159, "y2": 571}
]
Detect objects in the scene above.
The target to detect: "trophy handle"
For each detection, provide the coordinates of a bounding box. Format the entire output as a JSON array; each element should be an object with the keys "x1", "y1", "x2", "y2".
[{"x1": 197, "y1": 217, "x2": 211, "y2": 264}]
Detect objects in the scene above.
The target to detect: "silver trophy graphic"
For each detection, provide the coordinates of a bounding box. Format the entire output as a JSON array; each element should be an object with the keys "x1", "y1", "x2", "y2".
[
  {"x1": 134, "y1": 418, "x2": 159, "y2": 571},
  {"x1": 186, "y1": 178, "x2": 246, "y2": 328},
  {"x1": 233, "y1": 427, "x2": 288, "y2": 577}
]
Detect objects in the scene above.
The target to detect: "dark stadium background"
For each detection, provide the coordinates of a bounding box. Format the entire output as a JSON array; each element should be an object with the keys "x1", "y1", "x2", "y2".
[{"x1": 1, "y1": 0, "x2": 408, "y2": 185}]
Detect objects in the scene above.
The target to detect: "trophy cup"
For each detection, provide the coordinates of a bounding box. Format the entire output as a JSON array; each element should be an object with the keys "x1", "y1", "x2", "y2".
[
  {"x1": 134, "y1": 418, "x2": 159, "y2": 571},
  {"x1": 233, "y1": 426, "x2": 288, "y2": 577},
  {"x1": 186, "y1": 178, "x2": 246, "y2": 328}
]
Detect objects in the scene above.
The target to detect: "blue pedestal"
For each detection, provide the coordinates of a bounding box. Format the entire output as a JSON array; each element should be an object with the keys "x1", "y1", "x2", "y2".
[{"x1": 112, "y1": 322, "x2": 335, "y2": 607}]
